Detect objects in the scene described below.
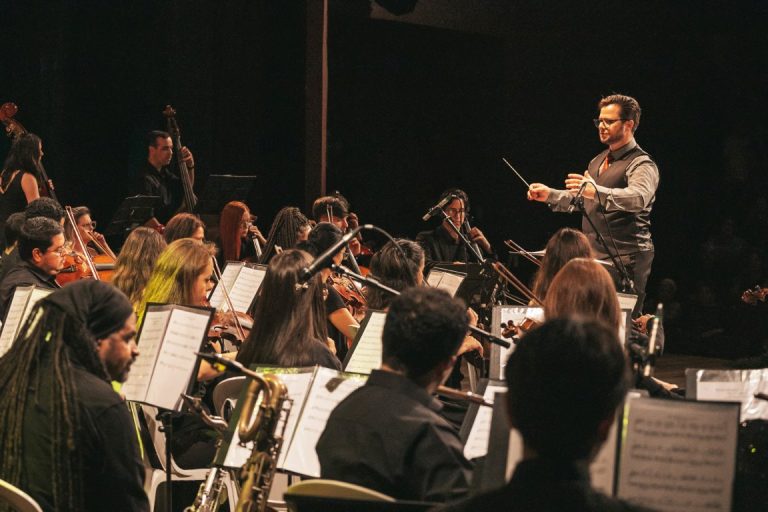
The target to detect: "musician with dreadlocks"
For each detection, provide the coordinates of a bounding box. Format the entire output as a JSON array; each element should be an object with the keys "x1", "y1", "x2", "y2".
[
  {"x1": 259, "y1": 206, "x2": 311, "y2": 265},
  {"x1": 0, "y1": 280, "x2": 149, "y2": 512}
]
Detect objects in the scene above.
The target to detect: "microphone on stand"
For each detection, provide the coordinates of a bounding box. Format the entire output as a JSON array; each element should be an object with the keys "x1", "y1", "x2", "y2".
[
  {"x1": 300, "y1": 225, "x2": 369, "y2": 282},
  {"x1": 567, "y1": 181, "x2": 589, "y2": 214},
  {"x1": 422, "y1": 194, "x2": 455, "y2": 221}
]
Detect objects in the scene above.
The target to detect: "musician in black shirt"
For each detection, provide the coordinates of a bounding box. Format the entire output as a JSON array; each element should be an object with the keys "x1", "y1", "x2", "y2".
[
  {"x1": 135, "y1": 130, "x2": 195, "y2": 224},
  {"x1": 316, "y1": 287, "x2": 473, "y2": 503}
]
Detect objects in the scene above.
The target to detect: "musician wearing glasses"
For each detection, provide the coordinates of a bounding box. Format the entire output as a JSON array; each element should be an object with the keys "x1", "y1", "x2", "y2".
[
  {"x1": 0, "y1": 217, "x2": 63, "y2": 319},
  {"x1": 416, "y1": 188, "x2": 492, "y2": 266},
  {"x1": 526, "y1": 94, "x2": 659, "y2": 315}
]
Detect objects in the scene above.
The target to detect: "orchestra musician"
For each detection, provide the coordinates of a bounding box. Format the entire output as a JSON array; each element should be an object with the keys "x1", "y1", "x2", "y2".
[
  {"x1": 0, "y1": 212, "x2": 25, "y2": 282},
  {"x1": 436, "y1": 319, "x2": 649, "y2": 512},
  {"x1": 217, "y1": 200, "x2": 266, "y2": 266},
  {"x1": 416, "y1": 188, "x2": 492, "y2": 266},
  {"x1": 111, "y1": 227, "x2": 167, "y2": 308},
  {"x1": 297, "y1": 222, "x2": 360, "y2": 360},
  {"x1": 135, "y1": 130, "x2": 196, "y2": 225},
  {"x1": 317, "y1": 287, "x2": 473, "y2": 503},
  {"x1": 62, "y1": 206, "x2": 116, "y2": 258},
  {"x1": 530, "y1": 228, "x2": 594, "y2": 301},
  {"x1": 163, "y1": 212, "x2": 206, "y2": 244},
  {"x1": 0, "y1": 133, "x2": 45, "y2": 249},
  {"x1": 527, "y1": 94, "x2": 659, "y2": 316},
  {"x1": 0, "y1": 217, "x2": 64, "y2": 319},
  {"x1": 0, "y1": 281, "x2": 148, "y2": 512},
  {"x1": 259, "y1": 206, "x2": 311, "y2": 265},
  {"x1": 236, "y1": 249, "x2": 341, "y2": 370}
]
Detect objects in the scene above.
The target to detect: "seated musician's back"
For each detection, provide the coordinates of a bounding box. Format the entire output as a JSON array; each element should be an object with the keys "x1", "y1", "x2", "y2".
[{"x1": 316, "y1": 287, "x2": 473, "y2": 503}]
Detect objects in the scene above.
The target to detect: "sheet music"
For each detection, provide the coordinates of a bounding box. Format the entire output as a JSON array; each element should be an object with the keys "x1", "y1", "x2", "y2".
[
  {"x1": 343, "y1": 311, "x2": 386, "y2": 375},
  {"x1": 123, "y1": 308, "x2": 171, "y2": 402},
  {"x1": 227, "y1": 266, "x2": 266, "y2": 313},
  {"x1": 691, "y1": 369, "x2": 768, "y2": 421},
  {"x1": 590, "y1": 413, "x2": 619, "y2": 495},
  {"x1": 0, "y1": 287, "x2": 31, "y2": 356},
  {"x1": 208, "y1": 262, "x2": 242, "y2": 310},
  {"x1": 223, "y1": 372, "x2": 314, "y2": 468},
  {"x1": 145, "y1": 308, "x2": 211, "y2": 410},
  {"x1": 0, "y1": 286, "x2": 52, "y2": 357},
  {"x1": 464, "y1": 386, "x2": 506, "y2": 459},
  {"x1": 494, "y1": 307, "x2": 543, "y2": 376},
  {"x1": 616, "y1": 396, "x2": 739, "y2": 512},
  {"x1": 281, "y1": 368, "x2": 366, "y2": 477},
  {"x1": 426, "y1": 268, "x2": 465, "y2": 297}
]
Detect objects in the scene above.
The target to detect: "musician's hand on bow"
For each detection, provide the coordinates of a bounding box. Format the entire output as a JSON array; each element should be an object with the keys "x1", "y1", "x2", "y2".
[
  {"x1": 527, "y1": 183, "x2": 551, "y2": 202},
  {"x1": 468, "y1": 226, "x2": 491, "y2": 253},
  {"x1": 565, "y1": 171, "x2": 595, "y2": 200}
]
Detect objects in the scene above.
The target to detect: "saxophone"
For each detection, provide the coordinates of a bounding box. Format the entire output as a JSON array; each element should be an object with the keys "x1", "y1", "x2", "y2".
[
  {"x1": 235, "y1": 373, "x2": 289, "y2": 512},
  {"x1": 181, "y1": 394, "x2": 233, "y2": 512}
]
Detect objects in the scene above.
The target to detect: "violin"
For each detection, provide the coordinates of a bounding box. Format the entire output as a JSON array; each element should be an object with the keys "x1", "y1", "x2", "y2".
[
  {"x1": 163, "y1": 105, "x2": 197, "y2": 213},
  {"x1": 56, "y1": 206, "x2": 101, "y2": 286},
  {"x1": 0, "y1": 102, "x2": 57, "y2": 200},
  {"x1": 742, "y1": 286, "x2": 768, "y2": 305},
  {"x1": 329, "y1": 274, "x2": 366, "y2": 320}
]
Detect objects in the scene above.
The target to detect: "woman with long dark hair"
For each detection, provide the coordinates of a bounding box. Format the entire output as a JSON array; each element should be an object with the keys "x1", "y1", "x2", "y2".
[
  {"x1": 531, "y1": 227, "x2": 594, "y2": 301},
  {"x1": 259, "y1": 206, "x2": 311, "y2": 265},
  {"x1": 237, "y1": 249, "x2": 340, "y2": 369},
  {"x1": 0, "y1": 133, "x2": 45, "y2": 248},
  {"x1": 365, "y1": 238, "x2": 425, "y2": 310}
]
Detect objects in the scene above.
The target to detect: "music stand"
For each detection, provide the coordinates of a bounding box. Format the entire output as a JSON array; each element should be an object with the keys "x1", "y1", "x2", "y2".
[
  {"x1": 196, "y1": 174, "x2": 259, "y2": 215},
  {"x1": 105, "y1": 195, "x2": 162, "y2": 242}
]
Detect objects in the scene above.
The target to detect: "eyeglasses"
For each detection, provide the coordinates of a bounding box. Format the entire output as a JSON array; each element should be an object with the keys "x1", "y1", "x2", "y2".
[
  {"x1": 445, "y1": 208, "x2": 466, "y2": 215},
  {"x1": 593, "y1": 118, "x2": 627, "y2": 127},
  {"x1": 47, "y1": 246, "x2": 67, "y2": 256}
]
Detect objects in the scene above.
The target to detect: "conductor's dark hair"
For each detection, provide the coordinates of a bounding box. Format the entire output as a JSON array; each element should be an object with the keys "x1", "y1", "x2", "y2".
[
  {"x1": 4, "y1": 212, "x2": 26, "y2": 247},
  {"x1": 506, "y1": 318, "x2": 630, "y2": 460},
  {"x1": 383, "y1": 287, "x2": 467, "y2": 378},
  {"x1": 598, "y1": 94, "x2": 641, "y2": 132},
  {"x1": 18, "y1": 217, "x2": 63, "y2": 261},
  {"x1": 24, "y1": 197, "x2": 65, "y2": 222},
  {"x1": 366, "y1": 239, "x2": 424, "y2": 310},
  {"x1": 147, "y1": 130, "x2": 171, "y2": 146}
]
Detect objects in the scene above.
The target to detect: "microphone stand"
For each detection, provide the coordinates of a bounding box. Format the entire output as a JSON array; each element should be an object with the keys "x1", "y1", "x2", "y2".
[
  {"x1": 331, "y1": 263, "x2": 510, "y2": 349},
  {"x1": 573, "y1": 193, "x2": 634, "y2": 294},
  {"x1": 435, "y1": 210, "x2": 486, "y2": 264}
]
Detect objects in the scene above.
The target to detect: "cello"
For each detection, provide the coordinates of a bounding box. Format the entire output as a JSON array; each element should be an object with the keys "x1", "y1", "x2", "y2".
[{"x1": 162, "y1": 105, "x2": 197, "y2": 213}]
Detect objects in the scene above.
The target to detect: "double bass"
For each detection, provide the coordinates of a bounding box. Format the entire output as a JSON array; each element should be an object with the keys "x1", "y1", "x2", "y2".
[{"x1": 162, "y1": 105, "x2": 197, "y2": 213}]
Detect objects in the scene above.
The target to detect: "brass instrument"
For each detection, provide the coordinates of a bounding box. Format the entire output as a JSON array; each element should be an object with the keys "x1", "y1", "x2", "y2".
[
  {"x1": 236, "y1": 373, "x2": 289, "y2": 512},
  {"x1": 181, "y1": 394, "x2": 233, "y2": 512}
]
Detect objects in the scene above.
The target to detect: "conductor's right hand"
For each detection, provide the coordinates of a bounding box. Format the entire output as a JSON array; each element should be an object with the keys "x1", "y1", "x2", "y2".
[{"x1": 527, "y1": 183, "x2": 551, "y2": 202}]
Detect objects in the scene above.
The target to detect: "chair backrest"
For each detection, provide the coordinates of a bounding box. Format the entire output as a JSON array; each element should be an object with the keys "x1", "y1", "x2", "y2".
[
  {"x1": 212, "y1": 376, "x2": 246, "y2": 419},
  {"x1": 284, "y1": 479, "x2": 394, "y2": 502},
  {"x1": 0, "y1": 479, "x2": 43, "y2": 512}
]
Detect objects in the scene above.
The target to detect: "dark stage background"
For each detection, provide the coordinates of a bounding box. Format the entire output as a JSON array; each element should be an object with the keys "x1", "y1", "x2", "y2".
[{"x1": 2, "y1": 0, "x2": 767, "y2": 357}]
